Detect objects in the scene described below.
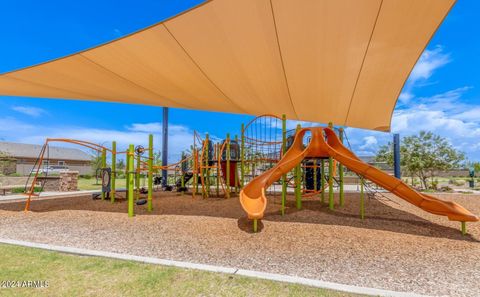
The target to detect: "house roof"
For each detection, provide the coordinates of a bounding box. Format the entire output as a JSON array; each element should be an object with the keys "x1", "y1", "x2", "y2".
[
  {"x1": 0, "y1": 0, "x2": 455, "y2": 131},
  {"x1": 0, "y1": 142, "x2": 92, "y2": 161}
]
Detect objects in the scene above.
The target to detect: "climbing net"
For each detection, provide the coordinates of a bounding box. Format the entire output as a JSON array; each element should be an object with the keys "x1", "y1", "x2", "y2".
[{"x1": 242, "y1": 114, "x2": 284, "y2": 195}]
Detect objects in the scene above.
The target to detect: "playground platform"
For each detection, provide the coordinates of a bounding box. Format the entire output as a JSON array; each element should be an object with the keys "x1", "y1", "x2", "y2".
[{"x1": 0, "y1": 191, "x2": 478, "y2": 297}]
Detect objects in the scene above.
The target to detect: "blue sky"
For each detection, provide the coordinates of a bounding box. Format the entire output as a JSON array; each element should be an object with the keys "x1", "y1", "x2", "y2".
[{"x1": 0, "y1": 0, "x2": 479, "y2": 162}]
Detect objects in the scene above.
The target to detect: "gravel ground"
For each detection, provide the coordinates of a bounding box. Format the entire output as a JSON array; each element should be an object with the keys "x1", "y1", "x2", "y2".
[{"x1": 0, "y1": 191, "x2": 479, "y2": 297}]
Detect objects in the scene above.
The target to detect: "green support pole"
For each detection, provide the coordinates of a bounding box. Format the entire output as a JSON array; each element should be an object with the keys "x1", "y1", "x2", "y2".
[
  {"x1": 294, "y1": 124, "x2": 302, "y2": 209},
  {"x1": 215, "y1": 144, "x2": 220, "y2": 197},
  {"x1": 148, "y1": 134, "x2": 153, "y2": 211},
  {"x1": 128, "y1": 144, "x2": 135, "y2": 217},
  {"x1": 253, "y1": 219, "x2": 258, "y2": 233},
  {"x1": 329, "y1": 157, "x2": 334, "y2": 210},
  {"x1": 360, "y1": 177, "x2": 365, "y2": 220},
  {"x1": 226, "y1": 133, "x2": 231, "y2": 198},
  {"x1": 321, "y1": 159, "x2": 325, "y2": 203},
  {"x1": 240, "y1": 124, "x2": 245, "y2": 188},
  {"x1": 328, "y1": 122, "x2": 334, "y2": 210},
  {"x1": 205, "y1": 134, "x2": 210, "y2": 198},
  {"x1": 281, "y1": 114, "x2": 287, "y2": 215},
  {"x1": 339, "y1": 128, "x2": 345, "y2": 207},
  {"x1": 101, "y1": 148, "x2": 107, "y2": 200},
  {"x1": 111, "y1": 141, "x2": 116, "y2": 203},
  {"x1": 126, "y1": 148, "x2": 130, "y2": 199},
  {"x1": 234, "y1": 135, "x2": 239, "y2": 193},
  {"x1": 136, "y1": 151, "x2": 141, "y2": 201},
  {"x1": 461, "y1": 222, "x2": 466, "y2": 236}
]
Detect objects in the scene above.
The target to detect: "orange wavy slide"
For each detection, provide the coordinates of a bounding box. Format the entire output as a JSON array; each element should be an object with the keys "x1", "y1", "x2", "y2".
[{"x1": 239, "y1": 127, "x2": 479, "y2": 223}]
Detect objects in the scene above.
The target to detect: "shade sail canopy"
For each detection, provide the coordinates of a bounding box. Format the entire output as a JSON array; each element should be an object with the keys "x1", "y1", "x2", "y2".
[{"x1": 0, "y1": 0, "x2": 455, "y2": 131}]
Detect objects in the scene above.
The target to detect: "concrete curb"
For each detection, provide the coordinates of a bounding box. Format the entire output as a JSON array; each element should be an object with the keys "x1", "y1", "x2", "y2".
[
  {"x1": 0, "y1": 190, "x2": 97, "y2": 202},
  {"x1": 0, "y1": 238, "x2": 430, "y2": 297}
]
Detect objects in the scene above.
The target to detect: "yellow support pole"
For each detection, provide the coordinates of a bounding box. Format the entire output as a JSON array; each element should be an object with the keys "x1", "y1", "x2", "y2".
[{"x1": 127, "y1": 145, "x2": 135, "y2": 217}]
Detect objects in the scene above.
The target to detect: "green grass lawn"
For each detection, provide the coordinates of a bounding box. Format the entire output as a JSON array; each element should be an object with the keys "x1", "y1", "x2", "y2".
[
  {"x1": 77, "y1": 178, "x2": 127, "y2": 191},
  {"x1": 0, "y1": 244, "x2": 360, "y2": 297}
]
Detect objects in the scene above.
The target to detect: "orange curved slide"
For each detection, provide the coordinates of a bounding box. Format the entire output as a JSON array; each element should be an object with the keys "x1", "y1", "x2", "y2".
[{"x1": 240, "y1": 127, "x2": 479, "y2": 223}]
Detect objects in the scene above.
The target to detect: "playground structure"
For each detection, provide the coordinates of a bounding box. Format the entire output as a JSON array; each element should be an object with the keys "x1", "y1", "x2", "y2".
[
  {"x1": 23, "y1": 135, "x2": 191, "y2": 217},
  {"x1": 239, "y1": 124, "x2": 479, "y2": 233},
  {"x1": 2, "y1": 0, "x2": 476, "y2": 236},
  {"x1": 22, "y1": 129, "x2": 245, "y2": 215},
  {"x1": 21, "y1": 114, "x2": 479, "y2": 235}
]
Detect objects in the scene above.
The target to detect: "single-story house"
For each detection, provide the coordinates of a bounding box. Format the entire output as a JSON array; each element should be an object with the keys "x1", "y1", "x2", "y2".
[{"x1": 0, "y1": 141, "x2": 92, "y2": 175}]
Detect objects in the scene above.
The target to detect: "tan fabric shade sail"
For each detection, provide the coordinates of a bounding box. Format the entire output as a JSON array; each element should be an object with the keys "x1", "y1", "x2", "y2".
[{"x1": 0, "y1": 0, "x2": 455, "y2": 131}]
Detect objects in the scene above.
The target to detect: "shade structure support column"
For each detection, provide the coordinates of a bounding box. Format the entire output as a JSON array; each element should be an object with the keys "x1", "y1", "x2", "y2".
[
  {"x1": 393, "y1": 133, "x2": 401, "y2": 179},
  {"x1": 162, "y1": 107, "x2": 169, "y2": 188}
]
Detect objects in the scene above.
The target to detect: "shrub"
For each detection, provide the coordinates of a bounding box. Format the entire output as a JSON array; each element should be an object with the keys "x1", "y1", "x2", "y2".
[
  {"x1": 439, "y1": 186, "x2": 453, "y2": 192},
  {"x1": 453, "y1": 179, "x2": 465, "y2": 186},
  {"x1": 80, "y1": 174, "x2": 92, "y2": 179},
  {"x1": 430, "y1": 179, "x2": 438, "y2": 190}
]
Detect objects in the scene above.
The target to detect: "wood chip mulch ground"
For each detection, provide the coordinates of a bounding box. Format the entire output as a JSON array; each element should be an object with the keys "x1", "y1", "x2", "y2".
[{"x1": 0, "y1": 191, "x2": 479, "y2": 297}]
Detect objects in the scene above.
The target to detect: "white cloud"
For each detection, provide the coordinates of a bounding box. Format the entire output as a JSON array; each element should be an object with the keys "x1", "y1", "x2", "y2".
[
  {"x1": 359, "y1": 136, "x2": 378, "y2": 150},
  {"x1": 343, "y1": 87, "x2": 480, "y2": 160},
  {"x1": 409, "y1": 45, "x2": 450, "y2": 83},
  {"x1": 389, "y1": 87, "x2": 480, "y2": 159},
  {"x1": 113, "y1": 28, "x2": 122, "y2": 37},
  {"x1": 399, "y1": 45, "x2": 451, "y2": 104},
  {"x1": 0, "y1": 117, "x2": 34, "y2": 131},
  {"x1": 127, "y1": 122, "x2": 162, "y2": 133},
  {"x1": 11, "y1": 106, "x2": 47, "y2": 117},
  {"x1": 452, "y1": 107, "x2": 480, "y2": 121}
]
